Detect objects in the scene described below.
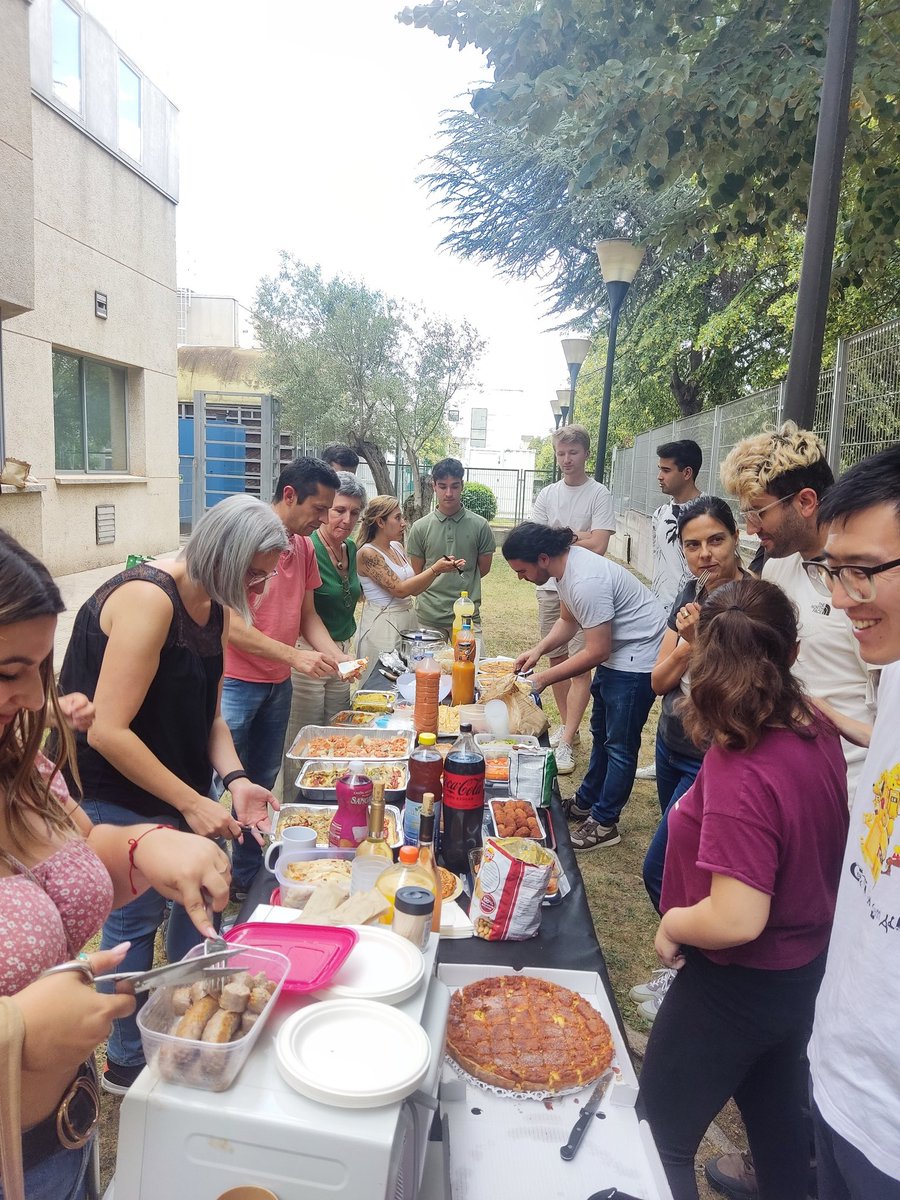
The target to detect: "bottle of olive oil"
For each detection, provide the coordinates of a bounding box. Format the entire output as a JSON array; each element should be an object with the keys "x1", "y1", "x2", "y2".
[{"x1": 350, "y1": 782, "x2": 393, "y2": 894}]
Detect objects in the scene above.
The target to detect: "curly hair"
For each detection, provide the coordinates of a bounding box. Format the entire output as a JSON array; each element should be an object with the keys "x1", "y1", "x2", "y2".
[
  {"x1": 0, "y1": 530, "x2": 79, "y2": 852},
  {"x1": 719, "y1": 421, "x2": 833, "y2": 505},
  {"x1": 681, "y1": 577, "x2": 819, "y2": 753},
  {"x1": 502, "y1": 521, "x2": 577, "y2": 563}
]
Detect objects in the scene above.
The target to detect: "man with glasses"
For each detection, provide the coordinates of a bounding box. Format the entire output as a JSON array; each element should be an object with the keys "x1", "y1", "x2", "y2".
[
  {"x1": 222, "y1": 456, "x2": 350, "y2": 897},
  {"x1": 707, "y1": 423, "x2": 876, "y2": 1199},
  {"x1": 805, "y1": 444, "x2": 900, "y2": 1199}
]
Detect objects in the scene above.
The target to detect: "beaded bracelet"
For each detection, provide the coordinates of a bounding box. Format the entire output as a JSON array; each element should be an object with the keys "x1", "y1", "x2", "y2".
[{"x1": 127, "y1": 824, "x2": 167, "y2": 895}]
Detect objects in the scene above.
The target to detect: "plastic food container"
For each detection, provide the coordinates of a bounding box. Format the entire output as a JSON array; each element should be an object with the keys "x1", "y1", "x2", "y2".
[
  {"x1": 285, "y1": 725, "x2": 415, "y2": 762},
  {"x1": 224, "y1": 922, "x2": 358, "y2": 994},
  {"x1": 488, "y1": 797, "x2": 546, "y2": 841},
  {"x1": 351, "y1": 690, "x2": 397, "y2": 713},
  {"x1": 272, "y1": 845, "x2": 356, "y2": 906},
  {"x1": 137, "y1": 943, "x2": 290, "y2": 1093},
  {"x1": 291, "y1": 764, "x2": 408, "y2": 808},
  {"x1": 329, "y1": 710, "x2": 377, "y2": 727},
  {"x1": 457, "y1": 703, "x2": 488, "y2": 732}
]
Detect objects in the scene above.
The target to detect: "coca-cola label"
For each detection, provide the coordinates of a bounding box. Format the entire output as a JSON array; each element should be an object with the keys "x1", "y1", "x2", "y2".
[{"x1": 443, "y1": 772, "x2": 484, "y2": 811}]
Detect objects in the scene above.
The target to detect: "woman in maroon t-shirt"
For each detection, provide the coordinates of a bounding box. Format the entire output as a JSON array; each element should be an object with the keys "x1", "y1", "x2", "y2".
[{"x1": 639, "y1": 578, "x2": 849, "y2": 1200}]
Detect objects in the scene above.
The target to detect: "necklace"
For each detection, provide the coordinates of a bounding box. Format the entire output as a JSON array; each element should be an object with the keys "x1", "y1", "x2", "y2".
[{"x1": 319, "y1": 530, "x2": 353, "y2": 609}]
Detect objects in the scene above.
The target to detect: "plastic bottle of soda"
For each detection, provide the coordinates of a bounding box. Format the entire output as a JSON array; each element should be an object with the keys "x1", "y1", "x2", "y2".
[
  {"x1": 414, "y1": 650, "x2": 441, "y2": 737},
  {"x1": 451, "y1": 618, "x2": 476, "y2": 705},
  {"x1": 329, "y1": 759, "x2": 372, "y2": 848},
  {"x1": 451, "y1": 591, "x2": 475, "y2": 648},
  {"x1": 441, "y1": 723, "x2": 485, "y2": 874},
  {"x1": 403, "y1": 732, "x2": 443, "y2": 846}
]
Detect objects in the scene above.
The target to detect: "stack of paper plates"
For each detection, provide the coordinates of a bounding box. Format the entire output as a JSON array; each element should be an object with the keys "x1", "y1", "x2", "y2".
[
  {"x1": 276, "y1": 1000, "x2": 431, "y2": 1107},
  {"x1": 311, "y1": 925, "x2": 425, "y2": 1005}
]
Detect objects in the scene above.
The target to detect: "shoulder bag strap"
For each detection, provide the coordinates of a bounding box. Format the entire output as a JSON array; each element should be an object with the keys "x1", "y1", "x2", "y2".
[{"x1": 0, "y1": 996, "x2": 26, "y2": 1200}]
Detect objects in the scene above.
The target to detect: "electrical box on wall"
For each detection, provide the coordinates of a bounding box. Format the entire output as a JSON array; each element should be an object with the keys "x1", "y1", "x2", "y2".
[{"x1": 95, "y1": 504, "x2": 116, "y2": 545}]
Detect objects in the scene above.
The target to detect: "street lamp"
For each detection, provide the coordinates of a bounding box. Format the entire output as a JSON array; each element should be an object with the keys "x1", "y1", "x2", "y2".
[
  {"x1": 550, "y1": 390, "x2": 569, "y2": 481},
  {"x1": 560, "y1": 337, "x2": 591, "y2": 425},
  {"x1": 550, "y1": 393, "x2": 564, "y2": 430},
  {"x1": 593, "y1": 238, "x2": 646, "y2": 483}
]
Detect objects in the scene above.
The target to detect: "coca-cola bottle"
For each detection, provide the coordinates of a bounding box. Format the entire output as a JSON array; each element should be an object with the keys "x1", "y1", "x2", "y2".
[{"x1": 441, "y1": 723, "x2": 485, "y2": 875}]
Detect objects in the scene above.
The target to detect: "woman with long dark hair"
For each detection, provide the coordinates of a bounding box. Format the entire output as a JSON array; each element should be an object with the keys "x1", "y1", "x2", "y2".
[
  {"x1": 639, "y1": 577, "x2": 849, "y2": 1200},
  {"x1": 0, "y1": 530, "x2": 230, "y2": 1200}
]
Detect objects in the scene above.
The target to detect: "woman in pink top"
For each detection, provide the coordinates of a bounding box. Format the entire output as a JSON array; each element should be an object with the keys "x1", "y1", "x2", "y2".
[
  {"x1": 639, "y1": 578, "x2": 849, "y2": 1200},
  {"x1": 0, "y1": 531, "x2": 232, "y2": 1200}
]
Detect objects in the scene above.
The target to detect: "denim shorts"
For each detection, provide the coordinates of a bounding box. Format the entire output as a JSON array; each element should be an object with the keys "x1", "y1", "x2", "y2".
[{"x1": 0, "y1": 1136, "x2": 93, "y2": 1200}]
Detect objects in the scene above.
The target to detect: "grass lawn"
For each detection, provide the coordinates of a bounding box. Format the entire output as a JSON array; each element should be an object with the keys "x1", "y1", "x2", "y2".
[{"x1": 95, "y1": 549, "x2": 738, "y2": 1194}]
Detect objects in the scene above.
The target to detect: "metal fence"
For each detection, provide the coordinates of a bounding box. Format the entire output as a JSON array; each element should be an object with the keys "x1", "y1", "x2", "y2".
[{"x1": 609, "y1": 317, "x2": 900, "y2": 516}]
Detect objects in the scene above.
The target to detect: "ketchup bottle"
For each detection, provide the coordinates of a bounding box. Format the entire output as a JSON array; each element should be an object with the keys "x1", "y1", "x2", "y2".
[{"x1": 441, "y1": 723, "x2": 485, "y2": 874}]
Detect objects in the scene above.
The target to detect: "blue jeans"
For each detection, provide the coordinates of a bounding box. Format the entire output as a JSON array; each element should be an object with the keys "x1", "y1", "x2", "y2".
[
  {"x1": 641, "y1": 730, "x2": 704, "y2": 912},
  {"x1": 813, "y1": 1100, "x2": 900, "y2": 1200},
  {"x1": 81, "y1": 799, "x2": 204, "y2": 1068},
  {"x1": 1, "y1": 1139, "x2": 93, "y2": 1200},
  {"x1": 221, "y1": 676, "x2": 293, "y2": 889},
  {"x1": 575, "y1": 666, "x2": 656, "y2": 827}
]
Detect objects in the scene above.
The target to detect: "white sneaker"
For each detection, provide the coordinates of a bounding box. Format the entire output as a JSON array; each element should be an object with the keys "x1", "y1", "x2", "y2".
[
  {"x1": 634, "y1": 764, "x2": 657, "y2": 780},
  {"x1": 554, "y1": 740, "x2": 575, "y2": 775},
  {"x1": 637, "y1": 995, "x2": 663, "y2": 1024},
  {"x1": 629, "y1": 968, "x2": 676, "y2": 1004},
  {"x1": 550, "y1": 727, "x2": 581, "y2": 748}
]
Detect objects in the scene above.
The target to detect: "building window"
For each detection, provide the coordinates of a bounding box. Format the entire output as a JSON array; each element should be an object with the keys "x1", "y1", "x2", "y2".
[
  {"x1": 118, "y1": 59, "x2": 142, "y2": 161},
  {"x1": 470, "y1": 406, "x2": 488, "y2": 449},
  {"x1": 51, "y1": 0, "x2": 82, "y2": 114},
  {"x1": 53, "y1": 351, "x2": 128, "y2": 473}
]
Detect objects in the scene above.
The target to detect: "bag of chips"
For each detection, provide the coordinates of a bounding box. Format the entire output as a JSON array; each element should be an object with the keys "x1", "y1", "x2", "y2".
[
  {"x1": 508, "y1": 747, "x2": 557, "y2": 809},
  {"x1": 471, "y1": 837, "x2": 555, "y2": 941}
]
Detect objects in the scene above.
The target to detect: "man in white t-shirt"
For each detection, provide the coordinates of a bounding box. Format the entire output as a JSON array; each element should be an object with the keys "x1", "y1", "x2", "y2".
[
  {"x1": 531, "y1": 424, "x2": 616, "y2": 775},
  {"x1": 720, "y1": 422, "x2": 875, "y2": 795},
  {"x1": 505, "y1": 522, "x2": 665, "y2": 851},
  {"x1": 651, "y1": 439, "x2": 702, "y2": 614},
  {"x1": 803, "y1": 445, "x2": 900, "y2": 1198}
]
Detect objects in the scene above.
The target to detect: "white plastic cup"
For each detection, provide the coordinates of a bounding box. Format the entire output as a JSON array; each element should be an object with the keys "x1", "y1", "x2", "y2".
[{"x1": 264, "y1": 823, "x2": 317, "y2": 872}]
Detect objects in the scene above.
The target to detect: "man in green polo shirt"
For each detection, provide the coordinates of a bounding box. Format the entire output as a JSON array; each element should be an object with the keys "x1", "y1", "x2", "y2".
[{"x1": 407, "y1": 457, "x2": 495, "y2": 631}]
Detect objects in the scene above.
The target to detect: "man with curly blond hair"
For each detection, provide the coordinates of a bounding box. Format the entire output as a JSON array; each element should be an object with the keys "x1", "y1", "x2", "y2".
[{"x1": 705, "y1": 423, "x2": 876, "y2": 1198}]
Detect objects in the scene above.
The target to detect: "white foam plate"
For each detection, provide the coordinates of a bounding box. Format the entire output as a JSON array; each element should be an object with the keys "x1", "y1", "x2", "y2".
[
  {"x1": 276, "y1": 999, "x2": 431, "y2": 1107},
  {"x1": 311, "y1": 924, "x2": 425, "y2": 1004}
]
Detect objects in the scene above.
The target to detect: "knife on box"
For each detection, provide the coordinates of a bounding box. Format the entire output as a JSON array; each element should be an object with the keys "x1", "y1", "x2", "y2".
[{"x1": 560, "y1": 1068, "x2": 615, "y2": 1160}]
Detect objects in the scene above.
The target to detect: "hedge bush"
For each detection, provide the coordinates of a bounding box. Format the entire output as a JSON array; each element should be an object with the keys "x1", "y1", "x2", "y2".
[{"x1": 462, "y1": 481, "x2": 497, "y2": 522}]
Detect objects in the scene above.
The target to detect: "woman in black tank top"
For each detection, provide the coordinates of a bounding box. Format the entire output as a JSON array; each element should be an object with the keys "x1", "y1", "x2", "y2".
[{"x1": 57, "y1": 494, "x2": 288, "y2": 1088}]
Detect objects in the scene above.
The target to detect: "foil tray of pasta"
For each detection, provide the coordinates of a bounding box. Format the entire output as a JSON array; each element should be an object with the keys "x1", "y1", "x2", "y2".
[
  {"x1": 286, "y1": 725, "x2": 416, "y2": 762},
  {"x1": 274, "y1": 800, "x2": 403, "y2": 848}
]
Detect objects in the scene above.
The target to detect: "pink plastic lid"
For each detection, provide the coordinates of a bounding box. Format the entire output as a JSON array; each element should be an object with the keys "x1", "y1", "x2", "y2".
[{"x1": 224, "y1": 922, "x2": 358, "y2": 994}]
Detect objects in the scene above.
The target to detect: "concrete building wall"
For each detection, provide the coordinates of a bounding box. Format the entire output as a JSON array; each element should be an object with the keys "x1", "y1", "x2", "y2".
[
  {"x1": 0, "y1": 0, "x2": 35, "y2": 318},
  {"x1": 0, "y1": 0, "x2": 179, "y2": 575}
]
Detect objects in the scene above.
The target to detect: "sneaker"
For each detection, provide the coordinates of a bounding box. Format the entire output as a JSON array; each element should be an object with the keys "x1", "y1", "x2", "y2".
[
  {"x1": 636, "y1": 994, "x2": 663, "y2": 1024},
  {"x1": 570, "y1": 818, "x2": 620, "y2": 850},
  {"x1": 102, "y1": 1058, "x2": 144, "y2": 1095},
  {"x1": 554, "y1": 741, "x2": 576, "y2": 775},
  {"x1": 549, "y1": 727, "x2": 581, "y2": 748},
  {"x1": 629, "y1": 967, "x2": 676, "y2": 1004},
  {"x1": 561, "y1": 795, "x2": 592, "y2": 821},
  {"x1": 705, "y1": 1152, "x2": 758, "y2": 1199},
  {"x1": 229, "y1": 884, "x2": 249, "y2": 904},
  {"x1": 635, "y1": 763, "x2": 657, "y2": 780}
]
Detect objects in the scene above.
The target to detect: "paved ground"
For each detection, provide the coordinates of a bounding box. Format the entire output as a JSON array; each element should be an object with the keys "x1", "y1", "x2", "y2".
[{"x1": 53, "y1": 550, "x2": 180, "y2": 667}]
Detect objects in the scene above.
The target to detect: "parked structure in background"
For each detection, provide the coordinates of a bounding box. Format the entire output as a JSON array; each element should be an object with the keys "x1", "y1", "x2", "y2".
[
  {"x1": 607, "y1": 317, "x2": 900, "y2": 579},
  {"x1": 0, "y1": 0, "x2": 179, "y2": 573}
]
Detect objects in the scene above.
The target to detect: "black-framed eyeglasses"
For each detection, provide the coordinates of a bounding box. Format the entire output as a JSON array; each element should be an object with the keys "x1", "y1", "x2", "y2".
[
  {"x1": 739, "y1": 493, "x2": 797, "y2": 527},
  {"x1": 802, "y1": 556, "x2": 900, "y2": 603}
]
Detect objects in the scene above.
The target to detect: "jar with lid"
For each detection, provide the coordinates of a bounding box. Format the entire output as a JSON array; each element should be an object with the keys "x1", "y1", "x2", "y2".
[{"x1": 391, "y1": 886, "x2": 434, "y2": 951}]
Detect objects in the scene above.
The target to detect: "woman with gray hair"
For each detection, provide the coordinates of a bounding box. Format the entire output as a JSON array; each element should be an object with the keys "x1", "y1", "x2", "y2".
[
  {"x1": 282, "y1": 473, "x2": 367, "y2": 775},
  {"x1": 57, "y1": 493, "x2": 288, "y2": 1093}
]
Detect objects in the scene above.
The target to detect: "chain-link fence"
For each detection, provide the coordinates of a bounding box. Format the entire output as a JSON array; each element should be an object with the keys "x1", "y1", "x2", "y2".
[{"x1": 609, "y1": 317, "x2": 900, "y2": 515}]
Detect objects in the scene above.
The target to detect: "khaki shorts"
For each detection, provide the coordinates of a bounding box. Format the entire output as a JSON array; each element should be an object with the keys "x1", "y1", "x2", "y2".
[{"x1": 537, "y1": 590, "x2": 586, "y2": 660}]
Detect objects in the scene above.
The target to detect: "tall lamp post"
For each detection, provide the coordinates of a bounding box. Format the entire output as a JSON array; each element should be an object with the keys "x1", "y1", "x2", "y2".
[
  {"x1": 560, "y1": 337, "x2": 591, "y2": 425},
  {"x1": 551, "y1": 390, "x2": 568, "y2": 481},
  {"x1": 593, "y1": 238, "x2": 646, "y2": 483}
]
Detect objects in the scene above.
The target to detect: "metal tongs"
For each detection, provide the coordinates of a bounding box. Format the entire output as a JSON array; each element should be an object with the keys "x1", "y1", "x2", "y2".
[{"x1": 39, "y1": 945, "x2": 244, "y2": 995}]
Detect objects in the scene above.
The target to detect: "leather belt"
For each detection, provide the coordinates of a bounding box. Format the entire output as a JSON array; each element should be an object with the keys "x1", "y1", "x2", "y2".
[{"x1": 21, "y1": 1059, "x2": 100, "y2": 1172}]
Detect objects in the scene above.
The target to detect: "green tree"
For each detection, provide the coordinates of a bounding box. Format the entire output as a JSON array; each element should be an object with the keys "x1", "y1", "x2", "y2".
[
  {"x1": 401, "y1": 0, "x2": 900, "y2": 283},
  {"x1": 253, "y1": 256, "x2": 484, "y2": 505}
]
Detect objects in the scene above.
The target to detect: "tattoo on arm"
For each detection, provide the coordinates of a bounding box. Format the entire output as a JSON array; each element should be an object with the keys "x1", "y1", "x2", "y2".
[{"x1": 358, "y1": 548, "x2": 404, "y2": 597}]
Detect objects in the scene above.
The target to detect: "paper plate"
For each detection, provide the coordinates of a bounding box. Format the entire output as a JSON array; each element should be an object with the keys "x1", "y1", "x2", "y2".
[
  {"x1": 276, "y1": 999, "x2": 431, "y2": 1107},
  {"x1": 311, "y1": 924, "x2": 425, "y2": 1005}
]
